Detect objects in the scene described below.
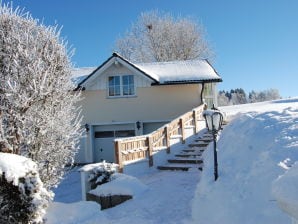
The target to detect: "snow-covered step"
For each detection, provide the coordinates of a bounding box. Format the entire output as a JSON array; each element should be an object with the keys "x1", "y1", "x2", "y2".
[
  {"x1": 168, "y1": 158, "x2": 203, "y2": 164},
  {"x1": 182, "y1": 148, "x2": 205, "y2": 153},
  {"x1": 195, "y1": 138, "x2": 213, "y2": 143},
  {"x1": 188, "y1": 143, "x2": 209, "y2": 147},
  {"x1": 157, "y1": 165, "x2": 191, "y2": 171},
  {"x1": 175, "y1": 154, "x2": 202, "y2": 158}
]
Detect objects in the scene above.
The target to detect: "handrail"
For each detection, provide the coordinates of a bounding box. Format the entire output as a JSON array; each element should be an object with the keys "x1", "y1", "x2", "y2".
[{"x1": 114, "y1": 104, "x2": 206, "y2": 172}]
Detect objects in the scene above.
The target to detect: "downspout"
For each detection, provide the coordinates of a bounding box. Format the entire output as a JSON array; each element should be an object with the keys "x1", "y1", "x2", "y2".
[{"x1": 200, "y1": 82, "x2": 205, "y2": 104}]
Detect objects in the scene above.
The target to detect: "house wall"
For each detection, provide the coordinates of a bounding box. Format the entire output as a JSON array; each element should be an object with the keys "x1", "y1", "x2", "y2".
[
  {"x1": 76, "y1": 61, "x2": 208, "y2": 163},
  {"x1": 80, "y1": 62, "x2": 203, "y2": 124},
  {"x1": 80, "y1": 84, "x2": 202, "y2": 124}
]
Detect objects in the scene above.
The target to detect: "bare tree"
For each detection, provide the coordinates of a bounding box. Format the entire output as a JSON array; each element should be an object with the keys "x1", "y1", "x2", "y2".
[
  {"x1": 115, "y1": 10, "x2": 212, "y2": 62},
  {"x1": 0, "y1": 3, "x2": 82, "y2": 190}
]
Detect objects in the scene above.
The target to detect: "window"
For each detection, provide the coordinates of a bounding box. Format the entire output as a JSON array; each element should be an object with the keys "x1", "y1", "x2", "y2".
[
  {"x1": 94, "y1": 131, "x2": 114, "y2": 138},
  {"x1": 108, "y1": 75, "x2": 135, "y2": 97},
  {"x1": 94, "y1": 130, "x2": 135, "y2": 138},
  {"x1": 108, "y1": 76, "x2": 121, "y2": 96},
  {"x1": 115, "y1": 130, "x2": 135, "y2": 138}
]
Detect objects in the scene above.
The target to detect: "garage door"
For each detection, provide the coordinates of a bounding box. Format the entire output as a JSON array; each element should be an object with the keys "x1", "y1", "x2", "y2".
[{"x1": 93, "y1": 124, "x2": 135, "y2": 163}]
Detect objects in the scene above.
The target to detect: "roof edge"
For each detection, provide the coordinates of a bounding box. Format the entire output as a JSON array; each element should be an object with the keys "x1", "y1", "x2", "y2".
[
  {"x1": 74, "y1": 52, "x2": 159, "y2": 91},
  {"x1": 204, "y1": 59, "x2": 222, "y2": 79},
  {"x1": 151, "y1": 79, "x2": 222, "y2": 86},
  {"x1": 74, "y1": 54, "x2": 115, "y2": 90},
  {"x1": 113, "y1": 52, "x2": 159, "y2": 83}
]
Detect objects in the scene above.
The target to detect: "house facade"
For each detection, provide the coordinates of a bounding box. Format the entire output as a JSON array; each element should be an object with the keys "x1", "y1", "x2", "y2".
[{"x1": 73, "y1": 53, "x2": 222, "y2": 164}]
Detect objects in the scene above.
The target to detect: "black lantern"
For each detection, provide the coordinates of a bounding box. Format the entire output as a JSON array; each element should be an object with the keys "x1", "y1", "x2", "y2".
[
  {"x1": 85, "y1": 123, "x2": 90, "y2": 133},
  {"x1": 136, "y1": 121, "x2": 141, "y2": 130},
  {"x1": 203, "y1": 109, "x2": 223, "y2": 181}
]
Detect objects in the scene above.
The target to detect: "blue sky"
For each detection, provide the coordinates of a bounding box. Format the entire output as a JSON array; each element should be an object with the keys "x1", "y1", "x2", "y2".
[{"x1": 3, "y1": 0, "x2": 298, "y2": 97}]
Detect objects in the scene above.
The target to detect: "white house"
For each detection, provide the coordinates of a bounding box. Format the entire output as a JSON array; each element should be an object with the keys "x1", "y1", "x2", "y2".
[{"x1": 72, "y1": 53, "x2": 222, "y2": 164}]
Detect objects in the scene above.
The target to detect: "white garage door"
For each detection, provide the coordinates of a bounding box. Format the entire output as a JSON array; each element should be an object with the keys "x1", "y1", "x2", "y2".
[{"x1": 93, "y1": 124, "x2": 135, "y2": 163}]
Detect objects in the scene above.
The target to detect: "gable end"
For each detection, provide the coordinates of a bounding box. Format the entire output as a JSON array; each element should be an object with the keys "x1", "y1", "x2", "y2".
[{"x1": 74, "y1": 53, "x2": 159, "y2": 91}]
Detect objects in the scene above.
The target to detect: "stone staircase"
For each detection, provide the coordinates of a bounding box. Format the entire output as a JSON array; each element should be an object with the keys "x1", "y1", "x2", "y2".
[{"x1": 157, "y1": 132, "x2": 213, "y2": 171}]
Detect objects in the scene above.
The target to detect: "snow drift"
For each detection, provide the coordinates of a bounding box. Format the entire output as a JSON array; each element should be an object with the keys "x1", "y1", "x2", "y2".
[{"x1": 192, "y1": 100, "x2": 298, "y2": 223}]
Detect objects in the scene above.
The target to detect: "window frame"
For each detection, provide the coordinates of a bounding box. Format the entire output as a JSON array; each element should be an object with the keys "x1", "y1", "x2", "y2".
[{"x1": 107, "y1": 75, "x2": 136, "y2": 98}]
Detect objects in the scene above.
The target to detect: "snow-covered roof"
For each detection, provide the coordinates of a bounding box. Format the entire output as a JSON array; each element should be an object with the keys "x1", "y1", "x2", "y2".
[
  {"x1": 71, "y1": 67, "x2": 96, "y2": 85},
  {"x1": 74, "y1": 53, "x2": 222, "y2": 89},
  {"x1": 134, "y1": 59, "x2": 221, "y2": 84}
]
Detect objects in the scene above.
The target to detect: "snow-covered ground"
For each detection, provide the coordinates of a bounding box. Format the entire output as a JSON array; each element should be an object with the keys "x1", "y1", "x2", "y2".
[
  {"x1": 192, "y1": 98, "x2": 298, "y2": 223},
  {"x1": 46, "y1": 98, "x2": 298, "y2": 223},
  {"x1": 47, "y1": 140, "x2": 201, "y2": 224}
]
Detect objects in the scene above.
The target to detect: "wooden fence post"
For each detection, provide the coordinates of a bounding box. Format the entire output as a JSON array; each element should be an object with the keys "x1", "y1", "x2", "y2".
[
  {"x1": 114, "y1": 140, "x2": 123, "y2": 173},
  {"x1": 147, "y1": 136, "x2": 154, "y2": 167},
  {"x1": 180, "y1": 118, "x2": 186, "y2": 144},
  {"x1": 193, "y1": 110, "x2": 199, "y2": 134},
  {"x1": 165, "y1": 125, "x2": 171, "y2": 154}
]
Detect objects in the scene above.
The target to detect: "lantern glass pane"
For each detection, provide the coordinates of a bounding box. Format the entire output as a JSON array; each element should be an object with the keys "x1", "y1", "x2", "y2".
[
  {"x1": 205, "y1": 115, "x2": 213, "y2": 131},
  {"x1": 213, "y1": 113, "x2": 220, "y2": 131},
  {"x1": 212, "y1": 112, "x2": 222, "y2": 131}
]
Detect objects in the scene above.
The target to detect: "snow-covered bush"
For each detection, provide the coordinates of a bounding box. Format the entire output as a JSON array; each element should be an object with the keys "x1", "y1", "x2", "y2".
[
  {"x1": 0, "y1": 152, "x2": 52, "y2": 224},
  {"x1": 0, "y1": 3, "x2": 82, "y2": 189},
  {"x1": 87, "y1": 161, "x2": 118, "y2": 189}
]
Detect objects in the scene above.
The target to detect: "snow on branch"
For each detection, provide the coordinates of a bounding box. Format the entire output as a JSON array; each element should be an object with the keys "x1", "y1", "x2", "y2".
[
  {"x1": 0, "y1": 3, "x2": 83, "y2": 189},
  {"x1": 0, "y1": 152, "x2": 52, "y2": 224}
]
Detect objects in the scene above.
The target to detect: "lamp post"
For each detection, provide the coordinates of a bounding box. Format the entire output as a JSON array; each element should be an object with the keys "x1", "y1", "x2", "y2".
[{"x1": 203, "y1": 109, "x2": 223, "y2": 181}]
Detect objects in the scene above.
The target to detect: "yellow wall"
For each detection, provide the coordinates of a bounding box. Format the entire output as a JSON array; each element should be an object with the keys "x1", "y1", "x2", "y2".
[{"x1": 79, "y1": 84, "x2": 202, "y2": 124}]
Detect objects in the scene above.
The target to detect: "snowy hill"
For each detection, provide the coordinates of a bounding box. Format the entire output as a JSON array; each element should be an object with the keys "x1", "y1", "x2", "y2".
[
  {"x1": 46, "y1": 98, "x2": 298, "y2": 223},
  {"x1": 192, "y1": 98, "x2": 298, "y2": 223}
]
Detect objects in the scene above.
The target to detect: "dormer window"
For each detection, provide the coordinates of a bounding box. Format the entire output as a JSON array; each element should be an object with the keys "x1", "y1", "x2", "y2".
[{"x1": 108, "y1": 75, "x2": 135, "y2": 97}]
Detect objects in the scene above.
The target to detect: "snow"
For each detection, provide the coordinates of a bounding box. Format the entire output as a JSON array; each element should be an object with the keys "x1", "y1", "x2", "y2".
[
  {"x1": 272, "y1": 161, "x2": 298, "y2": 221},
  {"x1": 89, "y1": 173, "x2": 148, "y2": 197},
  {"x1": 49, "y1": 138, "x2": 201, "y2": 223},
  {"x1": 0, "y1": 153, "x2": 52, "y2": 223},
  {"x1": 192, "y1": 97, "x2": 298, "y2": 224},
  {"x1": 219, "y1": 98, "x2": 298, "y2": 119},
  {"x1": 134, "y1": 59, "x2": 221, "y2": 84},
  {"x1": 47, "y1": 97, "x2": 298, "y2": 223},
  {"x1": 52, "y1": 166, "x2": 82, "y2": 203},
  {"x1": 71, "y1": 67, "x2": 95, "y2": 85},
  {"x1": 102, "y1": 169, "x2": 200, "y2": 224},
  {"x1": 45, "y1": 201, "x2": 108, "y2": 224},
  {"x1": 0, "y1": 152, "x2": 37, "y2": 185},
  {"x1": 79, "y1": 161, "x2": 118, "y2": 172}
]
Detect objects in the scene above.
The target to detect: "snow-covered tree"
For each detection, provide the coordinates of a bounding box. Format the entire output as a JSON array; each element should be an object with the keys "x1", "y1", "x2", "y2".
[
  {"x1": 219, "y1": 88, "x2": 281, "y2": 106},
  {"x1": 0, "y1": 4, "x2": 82, "y2": 189},
  {"x1": 217, "y1": 90, "x2": 230, "y2": 106},
  {"x1": 248, "y1": 90, "x2": 258, "y2": 103},
  {"x1": 230, "y1": 88, "x2": 247, "y2": 105},
  {"x1": 248, "y1": 88, "x2": 281, "y2": 103},
  {"x1": 115, "y1": 10, "x2": 212, "y2": 63},
  {"x1": 264, "y1": 88, "x2": 281, "y2": 101}
]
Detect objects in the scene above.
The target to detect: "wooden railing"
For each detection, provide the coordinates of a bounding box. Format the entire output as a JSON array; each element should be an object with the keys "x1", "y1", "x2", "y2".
[{"x1": 114, "y1": 104, "x2": 206, "y2": 172}]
